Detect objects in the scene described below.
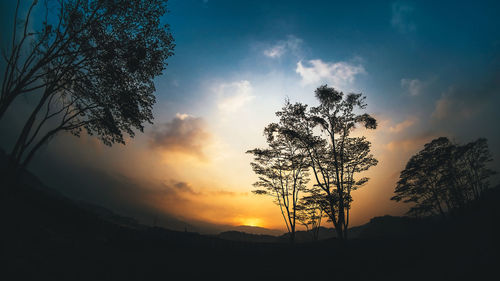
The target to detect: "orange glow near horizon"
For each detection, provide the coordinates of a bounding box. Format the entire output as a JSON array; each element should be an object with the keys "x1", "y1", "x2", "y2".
[
  {"x1": 51, "y1": 87, "x2": 437, "y2": 233},
  {"x1": 236, "y1": 217, "x2": 264, "y2": 227}
]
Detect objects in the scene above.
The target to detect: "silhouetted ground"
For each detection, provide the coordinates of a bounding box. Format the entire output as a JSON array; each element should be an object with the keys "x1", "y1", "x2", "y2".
[{"x1": 1, "y1": 173, "x2": 499, "y2": 280}]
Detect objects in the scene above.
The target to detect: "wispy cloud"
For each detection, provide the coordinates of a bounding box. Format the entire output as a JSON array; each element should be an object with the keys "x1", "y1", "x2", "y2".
[
  {"x1": 389, "y1": 117, "x2": 418, "y2": 133},
  {"x1": 385, "y1": 133, "x2": 435, "y2": 152},
  {"x1": 216, "y1": 80, "x2": 255, "y2": 113},
  {"x1": 149, "y1": 114, "x2": 211, "y2": 160},
  {"x1": 264, "y1": 44, "x2": 286, "y2": 58},
  {"x1": 431, "y1": 89, "x2": 476, "y2": 121},
  {"x1": 295, "y1": 59, "x2": 365, "y2": 87},
  {"x1": 391, "y1": 2, "x2": 416, "y2": 34},
  {"x1": 162, "y1": 180, "x2": 247, "y2": 198},
  {"x1": 263, "y1": 35, "x2": 303, "y2": 58},
  {"x1": 401, "y1": 78, "x2": 424, "y2": 96},
  {"x1": 165, "y1": 180, "x2": 199, "y2": 195}
]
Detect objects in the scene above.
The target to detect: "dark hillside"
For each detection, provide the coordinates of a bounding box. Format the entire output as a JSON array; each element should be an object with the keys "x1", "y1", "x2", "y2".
[{"x1": 1, "y1": 170, "x2": 499, "y2": 280}]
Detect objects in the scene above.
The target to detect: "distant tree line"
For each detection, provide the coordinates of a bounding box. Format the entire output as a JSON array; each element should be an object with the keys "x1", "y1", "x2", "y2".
[
  {"x1": 391, "y1": 137, "x2": 496, "y2": 217},
  {"x1": 247, "y1": 85, "x2": 378, "y2": 242}
]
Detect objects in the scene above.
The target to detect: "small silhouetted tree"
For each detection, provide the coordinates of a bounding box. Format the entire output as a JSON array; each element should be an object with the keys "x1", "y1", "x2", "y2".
[
  {"x1": 340, "y1": 136, "x2": 377, "y2": 236},
  {"x1": 391, "y1": 137, "x2": 495, "y2": 217},
  {"x1": 296, "y1": 188, "x2": 326, "y2": 240},
  {"x1": 247, "y1": 108, "x2": 310, "y2": 243},
  {"x1": 1, "y1": 0, "x2": 174, "y2": 174}
]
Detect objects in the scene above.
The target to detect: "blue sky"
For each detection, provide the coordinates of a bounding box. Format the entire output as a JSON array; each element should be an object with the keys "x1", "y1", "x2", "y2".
[
  {"x1": 155, "y1": 0, "x2": 500, "y2": 150},
  {"x1": 160, "y1": 0, "x2": 499, "y2": 104},
  {"x1": 1, "y1": 0, "x2": 499, "y2": 232}
]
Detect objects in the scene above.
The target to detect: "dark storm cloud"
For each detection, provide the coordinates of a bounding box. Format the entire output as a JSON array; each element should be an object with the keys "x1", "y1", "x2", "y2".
[{"x1": 149, "y1": 114, "x2": 211, "y2": 160}]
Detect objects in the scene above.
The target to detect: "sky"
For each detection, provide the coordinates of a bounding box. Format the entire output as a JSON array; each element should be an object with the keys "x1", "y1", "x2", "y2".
[{"x1": 1, "y1": 0, "x2": 500, "y2": 233}]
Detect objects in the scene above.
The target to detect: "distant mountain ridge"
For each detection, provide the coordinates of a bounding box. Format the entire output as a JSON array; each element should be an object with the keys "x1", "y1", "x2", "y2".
[
  {"x1": 218, "y1": 231, "x2": 283, "y2": 243},
  {"x1": 228, "y1": 225, "x2": 284, "y2": 236},
  {"x1": 217, "y1": 225, "x2": 371, "y2": 243}
]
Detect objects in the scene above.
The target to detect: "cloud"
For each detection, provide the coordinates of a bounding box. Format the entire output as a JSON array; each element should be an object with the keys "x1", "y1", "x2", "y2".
[
  {"x1": 432, "y1": 96, "x2": 475, "y2": 121},
  {"x1": 432, "y1": 95, "x2": 453, "y2": 120},
  {"x1": 391, "y1": 2, "x2": 416, "y2": 33},
  {"x1": 149, "y1": 114, "x2": 211, "y2": 159},
  {"x1": 264, "y1": 44, "x2": 286, "y2": 58},
  {"x1": 209, "y1": 190, "x2": 248, "y2": 197},
  {"x1": 295, "y1": 59, "x2": 365, "y2": 87},
  {"x1": 263, "y1": 35, "x2": 303, "y2": 58},
  {"x1": 401, "y1": 78, "x2": 424, "y2": 96},
  {"x1": 160, "y1": 179, "x2": 248, "y2": 198},
  {"x1": 430, "y1": 71, "x2": 500, "y2": 124},
  {"x1": 216, "y1": 80, "x2": 255, "y2": 113},
  {"x1": 164, "y1": 180, "x2": 198, "y2": 195},
  {"x1": 431, "y1": 88, "x2": 477, "y2": 121},
  {"x1": 175, "y1": 112, "x2": 192, "y2": 120},
  {"x1": 385, "y1": 133, "x2": 436, "y2": 152},
  {"x1": 389, "y1": 117, "x2": 418, "y2": 133}
]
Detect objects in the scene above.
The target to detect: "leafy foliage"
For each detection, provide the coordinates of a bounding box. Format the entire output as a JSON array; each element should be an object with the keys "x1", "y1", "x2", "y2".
[
  {"x1": 1, "y1": 0, "x2": 175, "y2": 168},
  {"x1": 249, "y1": 85, "x2": 378, "y2": 240},
  {"x1": 391, "y1": 137, "x2": 496, "y2": 217},
  {"x1": 247, "y1": 111, "x2": 310, "y2": 243},
  {"x1": 296, "y1": 188, "x2": 327, "y2": 240},
  {"x1": 289, "y1": 85, "x2": 377, "y2": 239}
]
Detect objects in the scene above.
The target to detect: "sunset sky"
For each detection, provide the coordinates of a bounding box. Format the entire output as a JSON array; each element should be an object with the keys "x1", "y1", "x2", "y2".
[{"x1": 1, "y1": 0, "x2": 500, "y2": 233}]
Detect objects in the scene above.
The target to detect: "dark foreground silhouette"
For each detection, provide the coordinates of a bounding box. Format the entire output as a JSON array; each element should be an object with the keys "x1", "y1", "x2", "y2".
[{"x1": 1, "y1": 172, "x2": 499, "y2": 281}]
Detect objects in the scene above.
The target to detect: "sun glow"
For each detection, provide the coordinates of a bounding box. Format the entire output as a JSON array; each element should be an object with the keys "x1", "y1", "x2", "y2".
[{"x1": 238, "y1": 217, "x2": 263, "y2": 227}]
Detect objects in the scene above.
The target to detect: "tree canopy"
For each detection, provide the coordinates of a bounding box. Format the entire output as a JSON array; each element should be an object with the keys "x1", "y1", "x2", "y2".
[
  {"x1": 392, "y1": 137, "x2": 496, "y2": 217},
  {"x1": 247, "y1": 109, "x2": 310, "y2": 243},
  {"x1": 249, "y1": 85, "x2": 378, "y2": 240},
  {"x1": 1, "y1": 0, "x2": 174, "y2": 170}
]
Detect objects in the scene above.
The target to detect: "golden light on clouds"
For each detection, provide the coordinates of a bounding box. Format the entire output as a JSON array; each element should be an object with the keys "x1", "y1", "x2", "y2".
[
  {"x1": 388, "y1": 116, "x2": 418, "y2": 133},
  {"x1": 149, "y1": 113, "x2": 212, "y2": 161}
]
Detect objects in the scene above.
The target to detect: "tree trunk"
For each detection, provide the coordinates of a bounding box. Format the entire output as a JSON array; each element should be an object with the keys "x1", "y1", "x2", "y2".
[
  {"x1": 10, "y1": 92, "x2": 49, "y2": 164},
  {"x1": 337, "y1": 193, "x2": 346, "y2": 240},
  {"x1": 335, "y1": 225, "x2": 344, "y2": 240},
  {"x1": 20, "y1": 127, "x2": 59, "y2": 169},
  {"x1": 0, "y1": 99, "x2": 10, "y2": 121}
]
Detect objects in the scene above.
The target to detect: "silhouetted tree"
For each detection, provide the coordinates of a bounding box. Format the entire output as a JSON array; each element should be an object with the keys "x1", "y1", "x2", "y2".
[
  {"x1": 453, "y1": 138, "x2": 495, "y2": 203},
  {"x1": 277, "y1": 86, "x2": 377, "y2": 240},
  {"x1": 391, "y1": 137, "x2": 495, "y2": 217},
  {"x1": 247, "y1": 107, "x2": 310, "y2": 243},
  {"x1": 340, "y1": 136, "x2": 377, "y2": 236},
  {"x1": 391, "y1": 137, "x2": 453, "y2": 217},
  {"x1": 296, "y1": 188, "x2": 326, "y2": 240},
  {"x1": 1, "y1": 0, "x2": 174, "y2": 173}
]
